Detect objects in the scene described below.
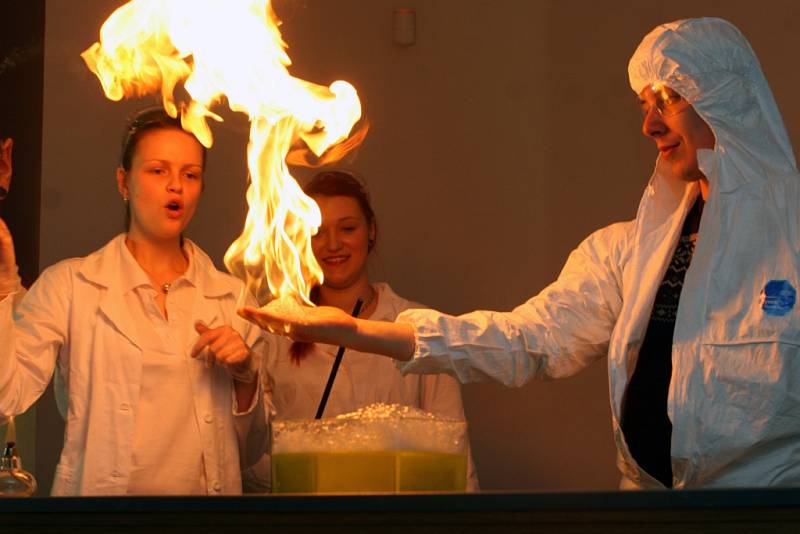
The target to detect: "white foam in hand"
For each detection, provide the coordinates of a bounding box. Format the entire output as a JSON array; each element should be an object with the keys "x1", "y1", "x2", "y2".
[{"x1": 260, "y1": 296, "x2": 308, "y2": 334}]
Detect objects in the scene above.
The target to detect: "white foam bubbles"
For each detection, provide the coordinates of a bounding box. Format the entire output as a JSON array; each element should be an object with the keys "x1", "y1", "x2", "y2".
[{"x1": 271, "y1": 402, "x2": 467, "y2": 455}]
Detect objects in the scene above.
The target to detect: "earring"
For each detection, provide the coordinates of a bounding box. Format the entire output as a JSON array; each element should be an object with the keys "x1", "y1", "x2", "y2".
[{"x1": 123, "y1": 196, "x2": 129, "y2": 203}]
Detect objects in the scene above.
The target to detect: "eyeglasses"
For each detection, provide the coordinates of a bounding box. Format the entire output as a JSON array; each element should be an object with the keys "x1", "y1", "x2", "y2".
[
  {"x1": 638, "y1": 85, "x2": 690, "y2": 118},
  {"x1": 121, "y1": 108, "x2": 176, "y2": 147}
]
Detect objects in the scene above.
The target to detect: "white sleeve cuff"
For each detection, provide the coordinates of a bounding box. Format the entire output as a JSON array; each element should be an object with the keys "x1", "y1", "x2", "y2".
[{"x1": 231, "y1": 372, "x2": 261, "y2": 416}]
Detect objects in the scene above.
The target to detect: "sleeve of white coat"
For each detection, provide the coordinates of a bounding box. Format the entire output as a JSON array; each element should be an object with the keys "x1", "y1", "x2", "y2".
[
  {"x1": 419, "y1": 373, "x2": 480, "y2": 491},
  {"x1": 240, "y1": 332, "x2": 282, "y2": 493},
  {"x1": 231, "y1": 290, "x2": 272, "y2": 470},
  {"x1": 0, "y1": 265, "x2": 69, "y2": 417},
  {"x1": 12, "y1": 285, "x2": 26, "y2": 311},
  {"x1": 232, "y1": 356, "x2": 270, "y2": 470},
  {"x1": 397, "y1": 223, "x2": 628, "y2": 387}
]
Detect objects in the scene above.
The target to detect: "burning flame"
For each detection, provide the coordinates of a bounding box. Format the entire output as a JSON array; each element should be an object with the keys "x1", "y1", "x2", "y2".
[{"x1": 81, "y1": 0, "x2": 364, "y2": 305}]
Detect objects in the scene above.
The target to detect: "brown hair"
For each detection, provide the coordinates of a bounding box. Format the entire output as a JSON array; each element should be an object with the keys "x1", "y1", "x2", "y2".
[{"x1": 290, "y1": 170, "x2": 376, "y2": 364}]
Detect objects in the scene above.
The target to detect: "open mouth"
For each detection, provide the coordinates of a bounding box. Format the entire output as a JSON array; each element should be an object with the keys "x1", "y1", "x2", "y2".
[{"x1": 165, "y1": 200, "x2": 183, "y2": 217}]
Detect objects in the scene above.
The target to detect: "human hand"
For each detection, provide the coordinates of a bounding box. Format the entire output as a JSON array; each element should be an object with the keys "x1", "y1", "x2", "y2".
[
  {"x1": 0, "y1": 218, "x2": 19, "y2": 298},
  {"x1": 0, "y1": 138, "x2": 13, "y2": 200},
  {"x1": 191, "y1": 322, "x2": 257, "y2": 383},
  {"x1": 237, "y1": 298, "x2": 357, "y2": 345}
]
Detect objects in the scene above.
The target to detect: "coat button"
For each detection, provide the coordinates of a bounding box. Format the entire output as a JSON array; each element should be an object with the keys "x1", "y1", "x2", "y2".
[
  {"x1": 204, "y1": 414, "x2": 213, "y2": 423},
  {"x1": 120, "y1": 403, "x2": 130, "y2": 412},
  {"x1": 212, "y1": 481, "x2": 221, "y2": 492},
  {"x1": 111, "y1": 471, "x2": 122, "y2": 478}
]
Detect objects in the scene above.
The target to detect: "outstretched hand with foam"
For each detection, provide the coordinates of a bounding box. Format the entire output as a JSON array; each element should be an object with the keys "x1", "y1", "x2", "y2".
[{"x1": 238, "y1": 297, "x2": 356, "y2": 346}]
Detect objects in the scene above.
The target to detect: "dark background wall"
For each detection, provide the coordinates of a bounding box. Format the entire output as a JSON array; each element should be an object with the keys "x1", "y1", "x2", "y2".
[
  {"x1": 0, "y1": 0, "x2": 44, "y2": 477},
  {"x1": 0, "y1": 3, "x2": 43, "y2": 295},
  {"x1": 11, "y1": 0, "x2": 800, "y2": 494}
]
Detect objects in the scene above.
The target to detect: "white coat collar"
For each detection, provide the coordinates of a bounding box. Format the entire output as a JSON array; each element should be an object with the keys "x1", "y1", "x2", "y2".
[
  {"x1": 77, "y1": 234, "x2": 235, "y2": 298},
  {"x1": 76, "y1": 235, "x2": 238, "y2": 349}
]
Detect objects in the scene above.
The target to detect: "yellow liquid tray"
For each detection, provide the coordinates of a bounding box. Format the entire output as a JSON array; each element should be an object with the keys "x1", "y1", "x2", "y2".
[{"x1": 272, "y1": 450, "x2": 467, "y2": 493}]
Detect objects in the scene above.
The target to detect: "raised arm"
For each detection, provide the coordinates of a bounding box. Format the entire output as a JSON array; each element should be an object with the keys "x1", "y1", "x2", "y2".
[
  {"x1": 0, "y1": 218, "x2": 19, "y2": 301},
  {"x1": 392, "y1": 223, "x2": 629, "y2": 385},
  {"x1": 0, "y1": 219, "x2": 67, "y2": 417},
  {"x1": 240, "y1": 222, "x2": 630, "y2": 388},
  {"x1": 238, "y1": 303, "x2": 416, "y2": 361}
]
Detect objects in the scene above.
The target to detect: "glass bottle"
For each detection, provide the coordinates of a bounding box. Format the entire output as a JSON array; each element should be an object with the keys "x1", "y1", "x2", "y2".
[{"x1": 0, "y1": 441, "x2": 38, "y2": 497}]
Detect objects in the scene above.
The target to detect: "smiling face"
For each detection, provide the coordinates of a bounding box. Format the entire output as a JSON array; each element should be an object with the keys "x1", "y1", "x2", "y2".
[
  {"x1": 311, "y1": 195, "x2": 375, "y2": 290},
  {"x1": 639, "y1": 84, "x2": 716, "y2": 182},
  {"x1": 116, "y1": 127, "x2": 204, "y2": 243}
]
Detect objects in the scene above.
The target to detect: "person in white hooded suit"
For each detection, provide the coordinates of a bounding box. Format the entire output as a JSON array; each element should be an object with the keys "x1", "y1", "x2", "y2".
[{"x1": 240, "y1": 18, "x2": 800, "y2": 489}]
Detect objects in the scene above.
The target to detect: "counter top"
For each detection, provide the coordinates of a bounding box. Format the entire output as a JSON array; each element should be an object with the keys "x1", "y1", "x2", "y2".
[{"x1": 2, "y1": 488, "x2": 800, "y2": 532}]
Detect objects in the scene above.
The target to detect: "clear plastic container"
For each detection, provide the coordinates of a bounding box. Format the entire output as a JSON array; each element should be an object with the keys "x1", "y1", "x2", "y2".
[{"x1": 271, "y1": 403, "x2": 467, "y2": 493}]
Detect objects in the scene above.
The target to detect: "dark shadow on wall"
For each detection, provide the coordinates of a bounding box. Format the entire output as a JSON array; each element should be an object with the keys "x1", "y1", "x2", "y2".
[
  {"x1": 1, "y1": 0, "x2": 47, "y2": 494},
  {"x1": 0, "y1": 0, "x2": 43, "y2": 287}
]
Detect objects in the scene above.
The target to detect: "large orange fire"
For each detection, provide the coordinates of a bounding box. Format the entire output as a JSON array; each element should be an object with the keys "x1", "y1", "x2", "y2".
[{"x1": 82, "y1": 0, "x2": 363, "y2": 306}]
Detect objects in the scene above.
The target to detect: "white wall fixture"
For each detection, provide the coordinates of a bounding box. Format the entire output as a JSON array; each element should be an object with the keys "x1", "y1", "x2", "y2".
[{"x1": 392, "y1": 8, "x2": 415, "y2": 46}]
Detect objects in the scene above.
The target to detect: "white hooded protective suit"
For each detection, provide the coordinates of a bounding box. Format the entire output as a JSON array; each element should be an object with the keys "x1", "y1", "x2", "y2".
[{"x1": 396, "y1": 18, "x2": 800, "y2": 488}]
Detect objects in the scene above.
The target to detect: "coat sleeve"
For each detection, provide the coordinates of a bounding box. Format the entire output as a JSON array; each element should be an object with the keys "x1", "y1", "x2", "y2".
[
  {"x1": 231, "y1": 345, "x2": 271, "y2": 470},
  {"x1": 0, "y1": 264, "x2": 70, "y2": 417},
  {"x1": 397, "y1": 222, "x2": 630, "y2": 387},
  {"x1": 240, "y1": 332, "x2": 281, "y2": 493},
  {"x1": 230, "y1": 290, "x2": 272, "y2": 470}
]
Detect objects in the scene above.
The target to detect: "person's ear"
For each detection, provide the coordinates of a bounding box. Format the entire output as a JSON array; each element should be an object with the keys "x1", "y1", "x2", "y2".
[
  {"x1": 1, "y1": 138, "x2": 13, "y2": 159},
  {"x1": 116, "y1": 167, "x2": 129, "y2": 200},
  {"x1": 0, "y1": 138, "x2": 12, "y2": 171},
  {"x1": 0, "y1": 139, "x2": 13, "y2": 195},
  {"x1": 368, "y1": 221, "x2": 376, "y2": 250}
]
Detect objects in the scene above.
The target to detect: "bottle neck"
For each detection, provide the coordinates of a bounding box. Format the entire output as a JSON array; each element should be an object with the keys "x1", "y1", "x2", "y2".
[{"x1": 2, "y1": 443, "x2": 20, "y2": 470}]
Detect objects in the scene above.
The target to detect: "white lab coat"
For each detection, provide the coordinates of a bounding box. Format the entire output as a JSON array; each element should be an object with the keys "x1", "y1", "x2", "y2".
[
  {"x1": 396, "y1": 18, "x2": 800, "y2": 489},
  {"x1": 0, "y1": 235, "x2": 268, "y2": 495},
  {"x1": 244, "y1": 282, "x2": 479, "y2": 491}
]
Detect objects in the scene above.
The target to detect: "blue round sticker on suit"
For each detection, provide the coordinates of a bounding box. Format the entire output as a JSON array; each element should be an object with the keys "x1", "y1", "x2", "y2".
[{"x1": 760, "y1": 280, "x2": 796, "y2": 317}]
